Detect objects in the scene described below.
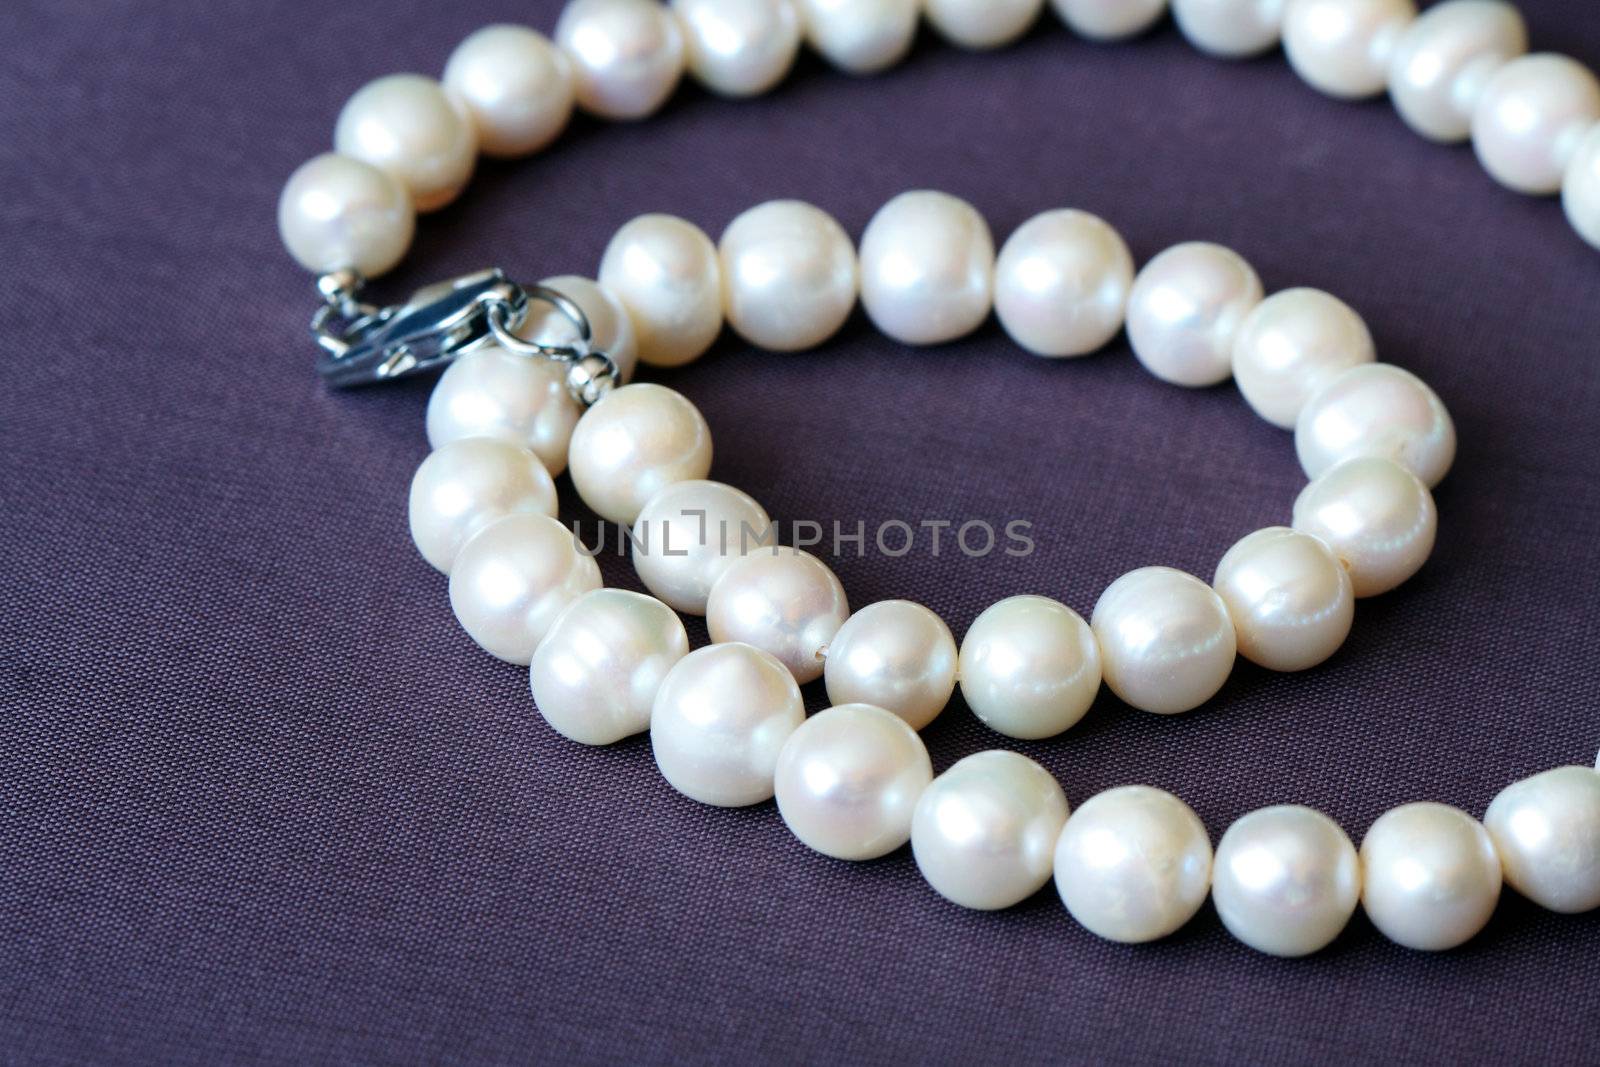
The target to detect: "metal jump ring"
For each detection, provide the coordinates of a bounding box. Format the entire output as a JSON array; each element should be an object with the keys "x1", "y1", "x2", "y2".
[{"x1": 483, "y1": 284, "x2": 596, "y2": 363}]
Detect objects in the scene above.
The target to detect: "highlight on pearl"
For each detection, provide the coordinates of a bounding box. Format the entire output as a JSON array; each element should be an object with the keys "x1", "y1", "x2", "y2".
[
  {"x1": 631, "y1": 480, "x2": 776, "y2": 614},
  {"x1": 530, "y1": 588, "x2": 689, "y2": 745},
  {"x1": 773, "y1": 703, "x2": 934, "y2": 861},
  {"x1": 554, "y1": 0, "x2": 686, "y2": 121},
  {"x1": 1232, "y1": 287, "x2": 1377, "y2": 430},
  {"x1": 1051, "y1": 0, "x2": 1169, "y2": 42},
  {"x1": 825, "y1": 600, "x2": 958, "y2": 731},
  {"x1": 1292, "y1": 456, "x2": 1437, "y2": 597},
  {"x1": 858, "y1": 190, "x2": 996, "y2": 346},
  {"x1": 1212, "y1": 526, "x2": 1354, "y2": 672},
  {"x1": 1359, "y1": 801, "x2": 1502, "y2": 951},
  {"x1": 409, "y1": 438, "x2": 559, "y2": 574},
  {"x1": 1091, "y1": 567, "x2": 1237, "y2": 715},
  {"x1": 1295, "y1": 362, "x2": 1457, "y2": 488},
  {"x1": 1386, "y1": 0, "x2": 1527, "y2": 143},
  {"x1": 599, "y1": 213, "x2": 724, "y2": 368},
  {"x1": 912, "y1": 751, "x2": 1069, "y2": 910},
  {"x1": 425, "y1": 345, "x2": 583, "y2": 477},
  {"x1": 672, "y1": 0, "x2": 801, "y2": 98},
  {"x1": 650, "y1": 642, "x2": 805, "y2": 806},
  {"x1": 706, "y1": 547, "x2": 849, "y2": 683},
  {"x1": 1212, "y1": 804, "x2": 1362, "y2": 957},
  {"x1": 447, "y1": 513, "x2": 603, "y2": 665},
  {"x1": 1126, "y1": 241, "x2": 1264, "y2": 388},
  {"x1": 993, "y1": 208, "x2": 1135, "y2": 358},
  {"x1": 1053, "y1": 785, "x2": 1213, "y2": 943},
  {"x1": 719, "y1": 199, "x2": 858, "y2": 352},
  {"x1": 443, "y1": 24, "x2": 575, "y2": 158},
  {"x1": 1172, "y1": 0, "x2": 1286, "y2": 59},
  {"x1": 925, "y1": 0, "x2": 1044, "y2": 51},
  {"x1": 795, "y1": 0, "x2": 919, "y2": 75},
  {"x1": 567, "y1": 382, "x2": 714, "y2": 525},
  {"x1": 1282, "y1": 0, "x2": 1417, "y2": 101},
  {"x1": 1471, "y1": 53, "x2": 1600, "y2": 195},
  {"x1": 1483, "y1": 766, "x2": 1600, "y2": 914},
  {"x1": 958, "y1": 595, "x2": 1102, "y2": 739},
  {"x1": 333, "y1": 74, "x2": 477, "y2": 213},
  {"x1": 277, "y1": 154, "x2": 415, "y2": 277}
]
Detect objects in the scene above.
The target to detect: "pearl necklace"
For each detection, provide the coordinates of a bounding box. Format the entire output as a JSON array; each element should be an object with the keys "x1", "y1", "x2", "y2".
[{"x1": 278, "y1": 0, "x2": 1600, "y2": 957}]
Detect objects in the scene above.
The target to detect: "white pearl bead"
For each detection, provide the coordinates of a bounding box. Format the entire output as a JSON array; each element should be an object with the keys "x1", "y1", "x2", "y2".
[
  {"x1": 825, "y1": 601, "x2": 958, "y2": 731},
  {"x1": 425, "y1": 345, "x2": 582, "y2": 477},
  {"x1": 1292, "y1": 457, "x2": 1437, "y2": 597},
  {"x1": 333, "y1": 74, "x2": 476, "y2": 213},
  {"x1": 1472, "y1": 54, "x2": 1600, "y2": 195},
  {"x1": 795, "y1": 0, "x2": 918, "y2": 75},
  {"x1": 858, "y1": 190, "x2": 995, "y2": 346},
  {"x1": 277, "y1": 154, "x2": 415, "y2": 277},
  {"x1": 913, "y1": 751, "x2": 1069, "y2": 910},
  {"x1": 926, "y1": 0, "x2": 1044, "y2": 50},
  {"x1": 530, "y1": 589, "x2": 689, "y2": 746},
  {"x1": 1295, "y1": 363, "x2": 1456, "y2": 488},
  {"x1": 442, "y1": 24, "x2": 574, "y2": 158},
  {"x1": 1562, "y1": 125, "x2": 1600, "y2": 250},
  {"x1": 408, "y1": 438, "x2": 558, "y2": 574},
  {"x1": 719, "y1": 200, "x2": 858, "y2": 352},
  {"x1": 1283, "y1": 0, "x2": 1416, "y2": 101},
  {"x1": 706, "y1": 548, "x2": 849, "y2": 684},
  {"x1": 1232, "y1": 288, "x2": 1377, "y2": 430},
  {"x1": 1484, "y1": 766, "x2": 1600, "y2": 914},
  {"x1": 448, "y1": 514, "x2": 602, "y2": 665},
  {"x1": 568, "y1": 383, "x2": 714, "y2": 525},
  {"x1": 520, "y1": 274, "x2": 639, "y2": 385},
  {"x1": 774, "y1": 703, "x2": 934, "y2": 860},
  {"x1": 1360, "y1": 802, "x2": 1502, "y2": 950},
  {"x1": 631, "y1": 480, "x2": 776, "y2": 614},
  {"x1": 1050, "y1": 0, "x2": 1169, "y2": 42},
  {"x1": 1213, "y1": 527, "x2": 1354, "y2": 672},
  {"x1": 555, "y1": 0, "x2": 686, "y2": 120},
  {"x1": 959, "y1": 595, "x2": 1102, "y2": 739},
  {"x1": 1091, "y1": 568, "x2": 1236, "y2": 715},
  {"x1": 1053, "y1": 786, "x2": 1213, "y2": 943},
  {"x1": 1126, "y1": 242, "x2": 1263, "y2": 388},
  {"x1": 993, "y1": 209, "x2": 1135, "y2": 359},
  {"x1": 1386, "y1": 0, "x2": 1527, "y2": 143},
  {"x1": 1212, "y1": 805, "x2": 1361, "y2": 957},
  {"x1": 672, "y1": 0, "x2": 801, "y2": 97},
  {"x1": 650, "y1": 643, "x2": 805, "y2": 806},
  {"x1": 1172, "y1": 0, "x2": 1285, "y2": 59},
  {"x1": 598, "y1": 214, "x2": 723, "y2": 368}
]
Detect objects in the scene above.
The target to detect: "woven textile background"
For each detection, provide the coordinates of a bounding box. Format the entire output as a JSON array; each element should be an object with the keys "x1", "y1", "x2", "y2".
[{"x1": 4, "y1": 0, "x2": 1599, "y2": 1063}]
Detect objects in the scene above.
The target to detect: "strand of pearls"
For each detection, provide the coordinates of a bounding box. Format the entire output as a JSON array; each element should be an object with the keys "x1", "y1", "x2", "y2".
[{"x1": 278, "y1": 0, "x2": 1600, "y2": 957}]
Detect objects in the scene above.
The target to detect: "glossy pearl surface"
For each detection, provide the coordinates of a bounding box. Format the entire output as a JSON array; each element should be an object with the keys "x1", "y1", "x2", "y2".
[
  {"x1": 530, "y1": 589, "x2": 689, "y2": 746},
  {"x1": 277, "y1": 154, "x2": 415, "y2": 277},
  {"x1": 448, "y1": 514, "x2": 602, "y2": 665},
  {"x1": 1212, "y1": 805, "x2": 1361, "y2": 957},
  {"x1": 706, "y1": 548, "x2": 849, "y2": 684},
  {"x1": 825, "y1": 601, "x2": 958, "y2": 731},
  {"x1": 1565, "y1": 126, "x2": 1600, "y2": 250},
  {"x1": 1213, "y1": 527, "x2": 1354, "y2": 672},
  {"x1": 1283, "y1": 0, "x2": 1416, "y2": 101},
  {"x1": 1126, "y1": 242, "x2": 1263, "y2": 388},
  {"x1": 521, "y1": 274, "x2": 639, "y2": 385},
  {"x1": 1050, "y1": 0, "x2": 1168, "y2": 41},
  {"x1": 650, "y1": 643, "x2": 805, "y2": 806},
  {"x1": 1232, "y1": 288, "x2": 1377, "y2": 430},
  {"x1": 631, "y1": 480, "x2": 775, "y2": 614},
  {"x1": 719, "y1": 200, "x2": 858, "y2": 352},
  {"x1": 333, "y1": 74, "x2": 476, "y2": 212},
  {"x1": 1295, "y1": 363, "x2": 1456, "y2": 488},
  {"x1": 1091, "y1": 568, "x2": 1236, "y2": 715},
  {"x1": 1292, "y1": 457, "x2": 1436, "y2": 597},
  {"x1": 993, "y1": 209, "x2": 1134, "y2": 358},
  {"x1": 1483, "y1": 766, "x2": 1600, "y2": 914},
  {"x1": 673, "y1": 0, "x2": 801, "y2": 97},
  {"x1": 858, "y1": 190, "x2": 995, "y2": 346},
  {"x1": 599, "y1": 214, "x2": 723, "y2": 368},
  {"x1": 426, "y1": 345, "x2": 583, "y2": 477},
  {"x1": 1172, "y1": 0, "x2": 1285, "y2": 58},
  {"x1": 926, "y1": 0, "x2": 1043, "y2": 50},
  {"x1": 408, "y1": 439, "x2": 558, "y2": 574},
  {"x1": 1054, "y1": 786, "x2": 1213, "y2": 943},
  {"x1": 958, "y1": 595, "x2": 1101, "y2": 739},
  {"x1": 568, "y1": 383, "x2": 713, "y2": 525},
  {"x1": 1387, "y1": 0, "x2": 1527, "y2": 143},
  {"x1": 1360, "y1": 802, "x2": 1502, "y2": 950},
  {"x1": 1472, "y1": 54, "x2": 1600, "y2": 195},
  {"x1": 774, "y1": 703, "x2": 934, "y2": 861},
  {"x1": 442, "y1": 25, "x2": 574, "y2": 157},
  {"x1": 913, "y1": 751, "x2": 1069, "y2": 910},
  {"x1": 555, "y1": 0, "x2": 685, "y2": 120},
  {"x1": 796, "y1": 0, "x2": 918, "y2": 74}
]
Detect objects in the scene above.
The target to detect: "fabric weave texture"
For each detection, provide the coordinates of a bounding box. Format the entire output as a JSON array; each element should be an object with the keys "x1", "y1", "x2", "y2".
[{"x1": 2, "y1": 0, "x2": 1599, "y2": 1063}]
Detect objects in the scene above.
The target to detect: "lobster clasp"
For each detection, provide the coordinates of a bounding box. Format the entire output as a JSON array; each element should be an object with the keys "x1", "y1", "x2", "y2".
[{"x1": 312, "y1": 268, "x2": 527, "y2": 388}]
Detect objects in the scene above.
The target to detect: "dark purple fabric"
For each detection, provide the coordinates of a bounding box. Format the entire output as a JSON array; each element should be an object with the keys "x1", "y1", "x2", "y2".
[{"x1": 4, "y1": 0, "x2": 1600, "y2": 1063}]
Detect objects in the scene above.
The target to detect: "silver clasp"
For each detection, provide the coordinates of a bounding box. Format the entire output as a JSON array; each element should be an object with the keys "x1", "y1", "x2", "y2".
[{"x1": 311, "y1": 268, "x2": 618, "y2": 404}]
